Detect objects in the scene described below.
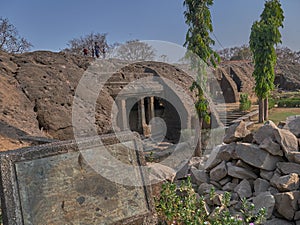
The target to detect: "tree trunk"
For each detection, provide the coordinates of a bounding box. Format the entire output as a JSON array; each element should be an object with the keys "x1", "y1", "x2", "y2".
[
  {"x1": 264, "y1": 97, "x2": 269, "y2": 121},
  {"x1": 258, "y1": 97, "x2": 264, "y2": 123},
  {"x1": 194, "y1": 117, "x2": 203, "y2": 157}
]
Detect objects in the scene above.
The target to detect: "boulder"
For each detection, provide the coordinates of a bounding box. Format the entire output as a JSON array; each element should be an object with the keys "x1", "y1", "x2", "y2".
[
  {"x1": 259, "y1": 137, "x2": 283, "y2": 156},
  {"x1": 254, "y1": 178, "x2": 270, "y2": 196},
  {"x1": 210, "y1": 161, "x2": 227, "y2": 181},
  {"x1": 211, "y1": 190, "x2": 225, "y2": 206},
  {"x1": 264, "y1": 218, "x2": 294, "y2": 225},
  {"x1": 253, "y1": 191, "x2": 275, "y2": 219},
  {"x1": 284, "y1": 115, "x2": 300, "y2": 138},
  {"x1": 217, "y1": 143, "x2": 236, "y2": 161},
  {"x1": 189, "y1": 157, "x2": 206, "y2": 169},
  {"x1": 274, "y1": 128, "x2": 299, "y2": 156},
  {"x1": 227, "y1": 162, "x2": 258, "y2": 179},
  {"x1": 234, "y1": 179, "x2": 252, "y2": 198},
  {"x1": 286, "y1": 151, "x2": 300, "y2": 164},
  {"x1": 271, "y1": 173, "x2": 299, "y2": 192},
  {"x1": 219, "y1": 177, "x2": 231, "y2": 186},
  {"x1": 204, "y1": 145, "x2": 222, "y2": 170},
  {"x1": 148, "y1": 163, "x2": 176, "y2": 183},
  {"x1": 277, "y1": 162, "x2": 300, "y2": 175},
  {"x1": 198, "y1": 183, "x2": 215, "y2": 195},
  {"x1": 174, "y1": 159, "x2": 190, "y2": 180},
  {"x1": 222, "y1": 182, "x2": 236, "y2": 192},
  {"x1": 295, "y1": 211, "x2": 300, "y2": 221},
  {"x1": 190, "y1": 167, "x2": 209, "y2": 186},
  {"x1": 253, "y1": 120, "x2": 277, "y2": 144},
  {"x1": 223, "y1": 121, "x2": 250, "y2": 144},
  {"x1": 260, "y1": 170, "x2": 274, "y2": 181},
  {"x1": 234, "y1": 143, "x2": 282, "y2": 171},
  {"x1": 274, "y1": 191, "x2": 300, "y2": 221}
]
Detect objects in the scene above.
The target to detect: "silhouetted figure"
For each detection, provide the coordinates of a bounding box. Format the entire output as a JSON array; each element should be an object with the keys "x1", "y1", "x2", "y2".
[
  {"x1": 83, "y1": 48, "x2": 88, "y2": 56},
  {"x1": 94, "y1": 42, "x2": 100, "y2": 58}
]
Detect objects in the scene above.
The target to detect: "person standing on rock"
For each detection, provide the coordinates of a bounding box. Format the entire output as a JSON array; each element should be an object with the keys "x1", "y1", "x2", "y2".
[
  {"x1": 94, "y1": 42, "x2": 100, "y2": 58},
  {"x1": 83, "y1": 48, "x2": 88, "y2": 56}
]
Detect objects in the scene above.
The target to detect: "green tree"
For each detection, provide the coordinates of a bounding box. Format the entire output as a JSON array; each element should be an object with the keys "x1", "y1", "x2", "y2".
[
  {"x1": 183, "y1": 0, "x2": 219, "y2": 156},
  {"x1": 249, "y1": 0, "x2": 284, "y2": 123}
]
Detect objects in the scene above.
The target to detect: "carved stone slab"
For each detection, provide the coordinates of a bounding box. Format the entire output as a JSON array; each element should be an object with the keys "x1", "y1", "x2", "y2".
[{"x1": 0, "y1": 132, "x2": 153, "y2": 225}]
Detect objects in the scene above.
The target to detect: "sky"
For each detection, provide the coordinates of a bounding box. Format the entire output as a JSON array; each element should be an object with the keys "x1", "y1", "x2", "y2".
[{"x1": 1, "y1": 0, "x2": 300, "y2": 52}]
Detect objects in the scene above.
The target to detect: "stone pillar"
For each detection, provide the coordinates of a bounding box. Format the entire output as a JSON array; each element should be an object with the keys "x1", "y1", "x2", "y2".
[
  {"x1": 140, "y1": 98, "x2": 146, "y2": 126},
  {"x1": 138, "y1": 98, "x2": 149, "y2": 136},
  {"x1": 119, "y1": 99, "x2": 128, "y2": 130},
  {"x1": 148, "y1": 96, "x2": 155, "y2": 122}
]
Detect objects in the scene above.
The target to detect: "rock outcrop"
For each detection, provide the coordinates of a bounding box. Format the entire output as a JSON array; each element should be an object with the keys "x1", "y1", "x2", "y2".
[
  {"x1": 192, "y1": 118, "x2": 300, "y2": 224},
  {"x1": 165, "y1": 118, "x2": 300, "y2": 224},
  {"x1": 0, "y1": 51, "x2": 196, "y2": 150}
]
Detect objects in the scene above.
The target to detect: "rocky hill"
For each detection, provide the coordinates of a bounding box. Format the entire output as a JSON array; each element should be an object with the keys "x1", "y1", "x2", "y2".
[
  {"x1": 0, "y1": 51, "x2": 195, "y2": 150},
  {"x1": 1, "y1": 50, "x2": 300, "y2": 151}
]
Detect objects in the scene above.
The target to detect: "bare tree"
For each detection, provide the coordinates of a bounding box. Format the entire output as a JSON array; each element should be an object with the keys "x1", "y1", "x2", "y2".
[
  {"x1": 0, "y1": 17, "x2": 32, "y2": 53},
  {"x1": 64, "y1": 32, "x2": 109, "y2": 58},
  {"x1": 276, "y1": 47, "x2": 300, "y2": 64},
  {"x1": 217, "y1": 45, "x2": 252, "y2": 61},
  {"x1": 114, "y1": 40, "x2": 155, "y2": 61}
]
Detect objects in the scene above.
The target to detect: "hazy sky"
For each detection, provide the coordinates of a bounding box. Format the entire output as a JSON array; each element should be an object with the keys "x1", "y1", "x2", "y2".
[{"x1": 1, "y1": 0, "x2": 299, "y2": 52}]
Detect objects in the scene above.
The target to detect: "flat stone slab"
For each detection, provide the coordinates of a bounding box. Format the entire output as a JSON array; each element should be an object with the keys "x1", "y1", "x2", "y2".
[{"x1": 0, "y1": 132, "x2": 153, "y2": 225}]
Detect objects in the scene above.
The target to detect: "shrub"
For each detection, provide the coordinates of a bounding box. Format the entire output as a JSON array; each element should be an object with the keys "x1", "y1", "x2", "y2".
[
  {"x1": 277, "y1": 99, "x2": 300, "y2": 108},
  {"x1": 268, "y1": 98, "x2": 276, "y2": 109},
  {"x1": 155, "y1": 177, "x2": 266, "y2": 225},
  {"x1": 239, "y1": 93, "x2": 251, "y2": 111}
]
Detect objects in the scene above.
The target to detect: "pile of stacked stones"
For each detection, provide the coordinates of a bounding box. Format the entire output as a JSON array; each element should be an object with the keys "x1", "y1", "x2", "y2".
[{"x1": 188, "y1": 117, "x2": 300, "y2": 225}]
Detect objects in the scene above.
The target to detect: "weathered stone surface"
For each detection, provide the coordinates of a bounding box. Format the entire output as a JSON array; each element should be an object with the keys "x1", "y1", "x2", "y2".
[
  {"x1": 189, "y1": 157, "x2": 206, "y2": 169},
  {"x1": 212, "y1": 190, "x2": 225, "y2": 206},
  {"x1": 235, "y1": 159, "x2": 255, "y2": 170},
  {"x1": 198, "y1": 183, "x2": 215, "y2": 195},
  {"x1": 174, "y1": 159, "x2": 190, "y2": 180},
  {"x1": 222, "y1": 182, "x2": 236, "y2": 192},
  {"x1": 268, "y1": 186, "x2": 279, "y2": 195},
  {"x1": 264, "y1": 218, "x2": 294, "y2": 225},
  {"x1": 210, "y1": 161, "x2": 227, "y2": 181},
  {"x1": 254, "y1": 178, "x2": 270, "y2": 196},
  {"x1": 190, "y1": 167, "x2": 209, "y2": 186},
  {"x1": 227, "y1": 162, "x2": 258, "y2": 179},
  {"x1": 284, "y1": 116, "x2": 300, "y2": 138},
  {"x1": 274, "y1": 191, "x2": 300, "y2": 221},
  {"x1": 259, "y1": 137, "x2": 283, "y2": 156},
  {"x1": 234, "y1": 143, "x2": 282, "y2": 171},
  {"x1": 0, "y1": 134, "x2": 153, "y2": 225},
  {"x1": 286, "y1": 151, "x2": 300, "y2": 164},
  {"x1": 277, "y1": 162, "x2": 300, "y2": 175},
  {"x1": 274, "y1": 128, "x2": 299, "y2": 156},
  {"x1": 295, "y1": 211, "x2": 300, "y2": 221},
  {"x1": 219, "y1": 177, "x2": 231, "y2": 186},
  {"x1": 234, "y1": 179, "x2": 252, "y2": 199},
  {"x1": 242, "y1": 132, "x2": 254, "y2": 143},
  {"x1": 149, "y1": 163, "x2": 176, "y2": 183},
  {"x1": 217, "y1": 143, "x2": 236, "y2": 161},
  {"x1": 223, "y1": 121, "x2": 250, "y2": 144},
  {"x1": 253, "y1": 120, "x2": 277, "y2": 144},
  {"x1": 271, "y1": 173, "x2": 299, "y2": 192},
  {"x1": 253, "y1": 191, "x2": 275, "y2": 219},
  {"x1": 210, "y1": 180, "x2": 222, "y2": 190},
  {"x1": 204, "y1": 145, "x2": 222, "y2": 170},
  {"x1": 260, "y1": 170, "x2": 274, "y2": 181}
]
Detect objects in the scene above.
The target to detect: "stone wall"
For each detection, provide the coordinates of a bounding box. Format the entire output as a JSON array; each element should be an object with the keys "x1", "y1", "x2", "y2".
[{"x1": 188, "y1": 117, "x2": 300, "y2": 224}]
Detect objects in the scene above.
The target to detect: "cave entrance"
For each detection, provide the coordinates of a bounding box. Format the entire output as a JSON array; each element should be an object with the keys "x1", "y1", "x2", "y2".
[{"x1": 116, "y1": 95, "x2": 184, "y2": 144}]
